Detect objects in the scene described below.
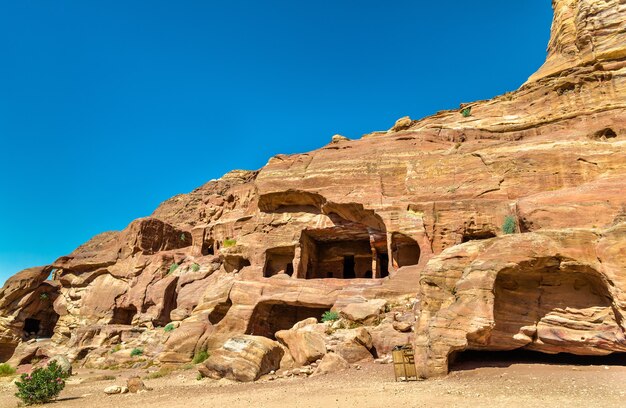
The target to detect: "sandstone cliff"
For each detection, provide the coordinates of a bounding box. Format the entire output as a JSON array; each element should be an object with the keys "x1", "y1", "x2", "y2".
[{"x1": 1, "y1": 0, "x2": 624, "y2": 378}]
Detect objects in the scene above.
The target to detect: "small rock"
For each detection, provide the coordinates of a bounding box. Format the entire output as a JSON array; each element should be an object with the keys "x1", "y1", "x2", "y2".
[
  {"x1": 392, "y1": 321, "x2": 412, "y2": 333},
  {"x1": 390, "y1": 116, "x2": 412, "y2": 132},
  {"x1": 127, "y1": 376, "x2": 148, "y2": 393},
  {"x1": 104, "y1": 385, "x2": 122, "y2": 395},
  {"x1": 331, "y1": 134, "x2": 350, "y2": 143}
]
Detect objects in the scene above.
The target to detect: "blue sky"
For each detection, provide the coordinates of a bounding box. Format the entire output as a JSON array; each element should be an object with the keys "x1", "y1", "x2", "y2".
[{"x1": 0, "y1": 1, "x2": 553, "y2": 284}]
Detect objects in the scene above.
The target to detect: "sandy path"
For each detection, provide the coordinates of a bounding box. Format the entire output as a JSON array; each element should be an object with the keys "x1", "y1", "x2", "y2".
[{"x1": 1, "y1": 361, "x2": 625, "y2": 408}]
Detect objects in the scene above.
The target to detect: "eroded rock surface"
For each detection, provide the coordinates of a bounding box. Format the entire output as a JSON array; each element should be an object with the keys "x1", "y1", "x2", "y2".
[{"x1": 0, "y1": 0, "x2": 624, "y2": 381}]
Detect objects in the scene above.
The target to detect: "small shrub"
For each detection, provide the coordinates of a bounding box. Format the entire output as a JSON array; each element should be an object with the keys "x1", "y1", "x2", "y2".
[
  {"x1": 164, "y1": 323, "x2": 175, "y2": 332},
  {"x1": 180, "y1": 233, "x2": 186, "y2": 242},
  {"x1": 130, "y1": 348, "x2": 143, "y2": 357},
  {"x1": 192, "y1": 350, "x2": 209, "y2": 364},
  {"x1": 15, "y1": 361, "x2": 69, "y2": 405},
  {"x1": 502, "y1": 215, "x2": 517, "y2": 235},
  {"x1": 196, "y1": 373, "x2": 203, "y2": 381},
  {"x1": 110, "y1": 344, "x2": 121, "y2": 354},
  {"x1": 39, "y1": 293, "x2": 49, "y2": 301},
  {"x1": 222, "y1": 238, "x2": 237, "y2": 248},
  {"x1": 460, "y1": 107, "x2": 472, "y2": 117},
  {"x1": 321, "y1": 310, "x2": 339, "y2": 322},
  {"x1": 0, "y1": 363, "x2": 16, "y2": 377},
  {"x1": 168, "y1": 263, "x2": 179, "y2": 274},
  {"x1": 190, "y1": 263, "x2": 200, "y2": 272}
]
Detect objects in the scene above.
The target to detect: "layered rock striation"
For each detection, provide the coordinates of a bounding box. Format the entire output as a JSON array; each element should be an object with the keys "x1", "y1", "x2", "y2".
[{"x1": 1, "y1": 0, "x2": 625, "y2": 379}]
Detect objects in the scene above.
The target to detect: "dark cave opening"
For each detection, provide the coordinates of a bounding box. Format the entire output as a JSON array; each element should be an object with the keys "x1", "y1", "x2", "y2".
[
  {"x1": 391, "y1": 233, "x2": 420, "y2": 268},
  {"x1": 461, "y1": 231, "x2": 497, "y2": 243},
  {"x1": 264, "y1": 246, "x2": 296, "y2": 277},
  {"x1": 246, "y1": 302, "x2": 330, "y2": 340},
  {"x1": 449, "y1": 349, "x2": 626, "y2": 371},
  {"x1": 298, "y1": 223, "x2": 388, "y2": 279},
  {"x1": 111, "y1": 305, "x2": 138, "y2": 325}
]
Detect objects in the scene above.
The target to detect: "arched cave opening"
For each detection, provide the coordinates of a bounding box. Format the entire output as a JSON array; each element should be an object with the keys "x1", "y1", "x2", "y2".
[
  {"x1": 246, "y1": 302, "x2": 330, "y2": 340},
  {"x1": 449, "y1": 349, "x2": 626, "y2": 372},
  {"x1": 591, "y1": 128, "x2": 617, "y2": 140},
  {"x1": 264, "y1": 246, "x2": 296, "y2": 277},
  {"x1": 208, "y1": 298, "x2": 233, "y2": 325},
  {"x1": 22, "y1": 289, "x2": 61, "y2": 340},
  {"x1": 111, "y1": 305, "x2": 138, "y2": 325},
  {"x1": 391, "y1": 233, "x2": 420, "y2": 268},
  {"x1": 298, "y1": 221, "x2": 388, "y2": 279},
  {"x1": 457, "y1": 259, "x2": 626, "y2": 372}
]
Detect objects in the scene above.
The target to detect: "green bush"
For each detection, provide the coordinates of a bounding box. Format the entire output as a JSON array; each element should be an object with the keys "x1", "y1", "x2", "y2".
[
  {"x1": 192, "y1": 350, "x2": 209, "y2": 364},
  {"x1": 168, "y1": 263, "x2": 179, "y2": 274},
  {"x1": 110, "y1": 344, "x2": 121, "y2": 354},
  {"x1": 39, "y1": 293, "x2": 49, "y2": 301},
  {"x1": 15, "y1": 361, "x2": 69, "y2": 405},
  {"x1": 222, "y1": 239, "x2": 237, "y2": 248},
  {"x1": 130, "y1": 348, "x2": 143, "y2": 357},
  {"x1": 321, "y1": 311, "x2": 339, "y2": 322},
  {"x1": 460, "y1": 107, "x2": 472, "y2": 117},
  {"x1": 164, "y1": 323, "x2": 175, "y2": 332},
  {"x1": 180, "y1": 233, "x2": 186, "y2": 242},
  {"x1": 0, "y1": 363, "x2": 16, "y2": 377},
  {"x1": 190, "y1": 263, "x2": 200, "y2": 272},
  {"x1": 502, "y1": 215, "x2": 517, "y2": 235}
]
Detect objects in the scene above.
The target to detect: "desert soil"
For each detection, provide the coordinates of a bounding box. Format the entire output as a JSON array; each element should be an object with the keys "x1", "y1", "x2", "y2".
[{"x1": 1, "y1": 359, "x2": 625, "y2": 408}]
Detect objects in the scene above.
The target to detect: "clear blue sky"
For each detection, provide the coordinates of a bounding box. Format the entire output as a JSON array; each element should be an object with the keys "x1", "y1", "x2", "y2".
[{"x1": 0, "y1": 1, "x2": 553, "y2": 284}]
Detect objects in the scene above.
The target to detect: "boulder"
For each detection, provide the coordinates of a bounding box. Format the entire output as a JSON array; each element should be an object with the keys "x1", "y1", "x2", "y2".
[
  {"x1": 127, "y1": 376, "x2": 148, "y2": 393},
  {"x1": 104, "y1": 385, "x2": 123, "y2": 395},
  {"x1": 312, "y1": 353, "x2": 350, "y2": 376},
  {"x1": 48, "y1": 355, "x2": 72, "y2": 376},
  {"x1": 198, "y1": 335, "x2": 283, "y2": 382},
  {"x1": 338, "y1": 300, "x2": 387, "y2": 325},
  {"x1": 331, "y1": 327, "x2": 374, "y2": 363},
  {"x1": 390, "y1": 116, "x2": 412, "y2": 132},
  {"x1": 275, "y1": 319, "x2": 326, "y2": 366},
  {"x1": 331, "y1": 134, "x2": 350, "y2": 143}
]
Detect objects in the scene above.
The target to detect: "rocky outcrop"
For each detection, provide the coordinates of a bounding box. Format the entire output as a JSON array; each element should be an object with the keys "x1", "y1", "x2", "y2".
[
  {"x1": 414, "y1": 224, "x2": 626, "y2": 377},
  {"x1": 0, "y1": 0, "x2": 624, "y2": 382},
  {"x1": 198, "y1": 335, "x2": 284, "y2": 382}
]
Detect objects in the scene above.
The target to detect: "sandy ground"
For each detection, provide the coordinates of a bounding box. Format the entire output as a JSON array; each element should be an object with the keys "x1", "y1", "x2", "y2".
[{"x1": 1, "y1": 358, "x2": 626, "y2": 408}]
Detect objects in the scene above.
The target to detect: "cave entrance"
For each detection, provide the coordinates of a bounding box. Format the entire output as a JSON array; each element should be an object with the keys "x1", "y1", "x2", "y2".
[
  {"x1": 246, "y1": 302, "x2": 330, "y2": 340},
  {"x1": 298, "y1": 222, "x2": 387, "y2": 279},
  {"x1": 201, "y1": 238, "x2": 215, "y2": 256},
  {"x1": 450, "y1": 349, "x2": 626, "y2": 372},
  {"x1": 208, "y1": 298, "x2": 233, "y2": 325},
  {"x1": 24, "y1": 318, "x2": 40, "y2": 336},
  {"x1": 489, "y1": 259, "x2": 623, "y2": 356},
  {"x1": 111, "y1": 305, "x2": 138, "y2": 325},
  {"x1": 22, "y1": 292, "x2": 60, "y2": 340},
  {"x1": 391, "y1": 233, "x2": 420, "y2": 268},
  {"x1": 23, "y1": 314, "x2": 58, "y2": 339},
  {"x1": 264, "y1": 246, "x2": 296, "y2": 277},
  {"x1": 224, "y1": 255, "x2": 251, "y2": 273}
]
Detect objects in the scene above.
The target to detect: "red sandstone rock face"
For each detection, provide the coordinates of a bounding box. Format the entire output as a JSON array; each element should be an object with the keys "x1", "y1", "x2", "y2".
[{"x1": 0, "y1": 0, "x2": 625, "y2": 380}]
